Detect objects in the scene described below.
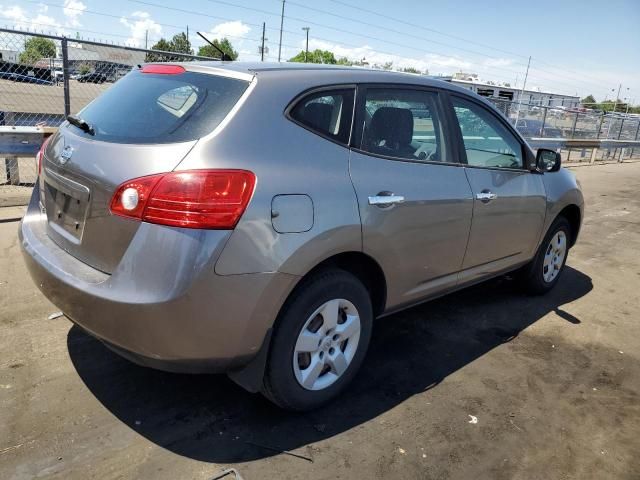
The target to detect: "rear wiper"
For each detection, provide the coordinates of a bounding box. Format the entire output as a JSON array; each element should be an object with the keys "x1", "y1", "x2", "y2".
[{"x1": 67, "y1": 114, "x2": 95, "y2": 136}]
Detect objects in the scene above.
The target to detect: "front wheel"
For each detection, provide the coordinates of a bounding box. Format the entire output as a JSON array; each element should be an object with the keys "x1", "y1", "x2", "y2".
[
  {"x1": 522, "y1": 216, "x2": 571, "y2": 295},
  {"x1": 262, "y1": 269, "x2": 373, "y2": 411}
]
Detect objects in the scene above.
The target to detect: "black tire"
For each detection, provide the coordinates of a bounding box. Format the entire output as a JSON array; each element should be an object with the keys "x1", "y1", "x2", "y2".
[
  {"x1": 521, "y1": 216, "x2": 572, "y2": 295},
  {"x1": 262, "y1": 269, "x2": 373, "y2": 411}
]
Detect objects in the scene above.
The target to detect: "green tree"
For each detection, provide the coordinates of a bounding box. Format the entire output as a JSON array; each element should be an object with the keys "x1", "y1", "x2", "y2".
[
  {"x1": 146, "y1": 33, "x2": 192, "y2": 61},
  {"x1": 401, "y1": 67, "x2": 423, "y2": 74},
  {"x1": 146, "y1": 38, "x2": 172, "y2": 61},
  {"x1": 197, "y1": 38, "x2": 238, "y2": 60},
  {"x1": 78, "y1": 63, "x2": 91, "y2": 75},
  {"x1": 581, "y1": 94, "x2": 596, "y2": 105},
  {"x1": 19, "y1": 37, "x2": 56, "y2": 65},
  {"x1": 169, "y1": 32, "x2": 192, "y2": 55},
  {"x1": 289, "y1": 49, "x2": 337, "y2": 64}
]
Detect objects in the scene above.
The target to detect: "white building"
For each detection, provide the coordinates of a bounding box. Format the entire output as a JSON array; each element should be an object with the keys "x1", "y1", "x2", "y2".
[
  {"x1": 451, "y1": 77, "x2": 580, "y2": 108},
  {"x1": 0, "y1": 49, "x2": 19, "y2": 63}
]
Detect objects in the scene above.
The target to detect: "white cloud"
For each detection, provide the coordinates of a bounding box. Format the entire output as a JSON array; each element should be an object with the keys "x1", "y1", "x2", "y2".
[
  {"x1": 0, "y1": 5, "x2": 63, "y2": 32},
  {"x1": 483, "y1": 58, "x2": 514, "y2": 68},
  {"x1": 120, "y1": 11, "x2": 162, "y2": 48},
  {"x1": 209, "y1": 21, "x2": 251, "y2": 40},
  {"x1": 63, "y1": 0, "x2": 86, "y2": 28},
  {"x1": 301, "y1": 38, "x2": 471, "y2": 73}
]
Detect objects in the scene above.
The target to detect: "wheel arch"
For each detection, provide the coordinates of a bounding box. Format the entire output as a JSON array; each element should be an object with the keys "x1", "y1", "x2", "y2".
[
  {"x1": 556, "y1": 204, "x2": 581, "y2": 247},
  {"x1": 289, "y1": 251, "x2": 387, "y2": 319}
]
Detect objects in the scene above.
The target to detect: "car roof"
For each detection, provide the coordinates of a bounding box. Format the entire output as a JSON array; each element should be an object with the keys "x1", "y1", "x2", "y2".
[{"x1": 181, "y1": 61, "x2": 467, "y2": 92}]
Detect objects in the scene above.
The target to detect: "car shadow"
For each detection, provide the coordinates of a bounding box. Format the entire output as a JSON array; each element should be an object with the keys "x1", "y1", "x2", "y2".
[{"x1": 67, "y1": 266, "x2": 592, "y2": 463}]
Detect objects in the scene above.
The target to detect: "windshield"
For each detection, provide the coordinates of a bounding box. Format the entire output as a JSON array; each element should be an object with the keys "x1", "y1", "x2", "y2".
[{"x1": 68, "y1": 69, "x2": 249, "y2": 144}]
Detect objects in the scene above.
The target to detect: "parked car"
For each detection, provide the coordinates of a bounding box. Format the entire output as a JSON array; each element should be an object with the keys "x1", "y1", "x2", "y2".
[
  {"x1": 77, "y1": 72, "x2": 107, "y2": 83},
  {"x1": 20, "y1": 63, "x2": 584, "y2": 411},
  {"x1": 513, "y1": 118, "x2": 563, "y2": 138},
  {"x1": 9, "y1": 73, "x2": 53, "y2": 85}
]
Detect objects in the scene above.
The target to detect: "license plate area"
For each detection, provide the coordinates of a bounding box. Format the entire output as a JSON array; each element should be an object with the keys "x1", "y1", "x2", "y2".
[{"x1": 44, "y1": 170, "x2": 90, "y2": 242}]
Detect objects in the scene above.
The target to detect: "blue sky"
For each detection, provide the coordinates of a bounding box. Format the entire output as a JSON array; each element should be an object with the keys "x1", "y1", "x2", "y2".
[{"x1": 2, "y1": 0, "x2": 639, "y2": 100}]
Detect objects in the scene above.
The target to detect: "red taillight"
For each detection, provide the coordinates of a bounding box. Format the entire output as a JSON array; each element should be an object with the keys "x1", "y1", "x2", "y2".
[
  {"x1": 141, "y1": 64, "x2": 185, "y2": 75},
  {"x1": 110, "y1": 170, "x2": 256, "y2": 229},
  {"x1": 36, "y1": 136, "x2": 52, "y2": 176}
]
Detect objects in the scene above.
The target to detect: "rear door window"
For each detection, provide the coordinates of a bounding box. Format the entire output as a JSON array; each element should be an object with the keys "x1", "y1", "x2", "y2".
[
  {"x1": 69, "y1": 69, "x2": 249, "y2": 144},
  {"x1": 359, "y1": 88, "x2": 447, "y2": 163},
  {"x1": 289, "y1": 89, "x2": 355, "y2": 144}
]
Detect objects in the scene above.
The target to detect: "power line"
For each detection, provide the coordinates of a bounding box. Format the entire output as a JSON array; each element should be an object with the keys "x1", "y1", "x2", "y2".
[
  {"x1": 321, "y1": 0, "x2": 615, "y2": 91},
  {"x1": 119, "y1": 0, "x2": 605, "y2": 93},
  {"x1": 15, "y1": 0, "x2": 613, "y2": 95}
]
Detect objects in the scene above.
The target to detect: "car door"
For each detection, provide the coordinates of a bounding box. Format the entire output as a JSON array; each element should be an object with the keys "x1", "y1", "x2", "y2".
[
  {"x1": 448, "y1": 95, "x2": 547, "y2": 283},
  {"x1": 349, "y1": 85, "x2": 474, "y2": 310}
]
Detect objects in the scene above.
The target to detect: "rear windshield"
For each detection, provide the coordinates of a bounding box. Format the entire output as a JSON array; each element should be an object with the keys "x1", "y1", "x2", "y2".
[{"x1": 68, "y1": 69, "x2": 249, "y2": 144}]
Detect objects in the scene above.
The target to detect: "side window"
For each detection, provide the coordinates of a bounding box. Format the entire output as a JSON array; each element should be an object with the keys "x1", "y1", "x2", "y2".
[
  {"x1": 360, "y1": 88, "x2": 446, "y2": 162},
  {"x1": 290, "y1": 89, "x2": 354, "y2": 144},
  {"x1": 452, "y1": 97, "x2": 524, "y2": 169}
]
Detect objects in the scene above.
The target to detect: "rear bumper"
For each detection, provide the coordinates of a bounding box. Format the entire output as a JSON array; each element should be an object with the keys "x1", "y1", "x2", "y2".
[{"x1": 20, "y1": 189, "x2": 298, "y2": 373}]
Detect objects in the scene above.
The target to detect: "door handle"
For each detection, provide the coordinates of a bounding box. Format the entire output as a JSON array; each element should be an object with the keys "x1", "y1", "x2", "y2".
[
  {"x1": 368, "y1": 193, "x2": 405, "y2": 207},
  {"x1": 476, "y1": 190, "x2": 498, "y2": 203}
]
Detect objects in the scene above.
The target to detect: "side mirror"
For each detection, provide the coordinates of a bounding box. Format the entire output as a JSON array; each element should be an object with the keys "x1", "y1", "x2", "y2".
[{"x1": 536, "y1": 148, "x2": 561, "y2": 172}]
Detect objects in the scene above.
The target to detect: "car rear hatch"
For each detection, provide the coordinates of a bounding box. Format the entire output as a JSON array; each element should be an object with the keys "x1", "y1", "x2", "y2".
[{"x1": 39, "y1": 65, "x2": 251, "y2": 273}]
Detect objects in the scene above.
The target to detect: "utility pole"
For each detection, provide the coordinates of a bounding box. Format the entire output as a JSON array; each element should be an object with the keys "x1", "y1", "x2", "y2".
[
  {"x1": 260, "y1": 22, "x2": 266, "y2": 61},
  {"x1": 513, "y1": 56, "x2": 531, "y2": 126},
  {"x1": 145, "y1": 29, "x2": 148, "y2": 49},
  {"x1": 186, "y1": 25, "x2": 189, "y2": 44},
  {"x1": 302, "y1": 27, "x2": 310, "y2": 62},
  {"x1": 612, "y1": 83, "x2": 621, "y2": 113},
  {"x1": 606, "y1": 84, "x2": 623, "y2": 139},
  {"x1": 278, "y1": 0, "x2": 285, "y2": 62}
]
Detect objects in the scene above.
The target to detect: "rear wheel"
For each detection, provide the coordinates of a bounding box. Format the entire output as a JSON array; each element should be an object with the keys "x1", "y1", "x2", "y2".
[
  {"x1": 522, "y1": 216, "x2": 571, "y2": 295},
  {"x1": 262, "y1": 269, "x2": 372, "y2": 411}
]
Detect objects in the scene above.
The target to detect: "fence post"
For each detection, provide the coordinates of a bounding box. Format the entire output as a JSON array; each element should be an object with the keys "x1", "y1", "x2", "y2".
[
  {"x1": 61, "y1": 37, "x2": 71, "y2": 118},
  {"x1": 596, "y1": 113, "x2": 604, "y2": 139},
  {"x1": 570, "y1": 112, "x2": 578, "y2": 138},
  {"x1": 541, "y1": 106, "x2": 548, "y2": 137},
  {"x1": 617, "y1": 116, "x2": 626, "y2": 140},
  {"x1": 631, "y1": 120, "x2": 640, "y2": 158}
]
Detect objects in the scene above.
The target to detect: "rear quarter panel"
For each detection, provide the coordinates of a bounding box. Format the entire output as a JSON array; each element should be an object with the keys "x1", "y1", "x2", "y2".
[{"x1": 175, "y1": 73, "x2": 362, "y2": 276}]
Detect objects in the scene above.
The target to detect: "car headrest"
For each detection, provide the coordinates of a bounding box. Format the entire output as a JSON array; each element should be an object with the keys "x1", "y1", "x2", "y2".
[
  {"x1": 370, "y1": 107, "x2": 414, "y2": 146},
  {"x1": 302, "y1": 102, "x2": 334, "y2": 133}
]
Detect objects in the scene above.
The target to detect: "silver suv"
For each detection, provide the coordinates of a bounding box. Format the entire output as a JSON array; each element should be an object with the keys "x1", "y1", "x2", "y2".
[{"x1": 20, "y1": 63, "x2": 583, "y2": 410}]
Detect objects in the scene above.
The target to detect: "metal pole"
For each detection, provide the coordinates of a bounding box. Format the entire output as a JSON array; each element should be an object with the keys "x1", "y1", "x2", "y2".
[
  {"x1": 302, "y1": 27, "x2": 309, "y2": 62},
  {"x1": 278, "y1": 0, "x2": 285, "y2": 62},
  {"x1": 619, "y1": 98, "x2": 634, "y2": 140},
  {"x1": 145, "y1": 30, "x2": 148, "y2": 49},
  {"x1": 612, "y1": 83, "x2": 621, "y2": 113},
  {"x1": 541, "y1": 106, "x2": 548, "y2": 137},
  {"x1": 61, "y1": 38, "x2": 71, "y2": 117},
  {"x1": 261, "y1": 22, "x2": 266, "y2": 61},
  {"x1": 631, "y1": 120, "x2": 640, "y2": 158},
  {"x1": 617, "y1": 116, "x2": 625, "y2": 140},
  {"x1": 596, "y1": 112, "x2": 604, "y2": 139},
  {"x1": 513, "y1": 56, "x2": 531, "y2": 126},
  {"x1": 570, "y1": 112, "x2": 579, "y2": 138}
]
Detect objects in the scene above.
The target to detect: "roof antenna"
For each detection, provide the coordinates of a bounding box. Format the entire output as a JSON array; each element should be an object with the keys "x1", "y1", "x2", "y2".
[{"x1": 197, "y1": 32, "x2": 231, "y2": 61}]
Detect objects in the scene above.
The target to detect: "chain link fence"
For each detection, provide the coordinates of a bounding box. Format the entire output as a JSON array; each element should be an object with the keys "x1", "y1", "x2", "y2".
[
  {"x1": 2, "y1": 28, "x2": 640, "y2": 205},
  {"x1": 487, "y1": 97, "x2": 640, "y2": 141},
  {"x1": 1, "y1": 28, "x2": 215, "y2": 205},
  {"x1": 487, "y1": 97, "x2": 640, "y2": 164}
]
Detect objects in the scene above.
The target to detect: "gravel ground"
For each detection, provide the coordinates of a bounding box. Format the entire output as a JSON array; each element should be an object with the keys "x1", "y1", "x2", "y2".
[{"x1": 0, "y1": 162, "x2": 639, "y2": 480}]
